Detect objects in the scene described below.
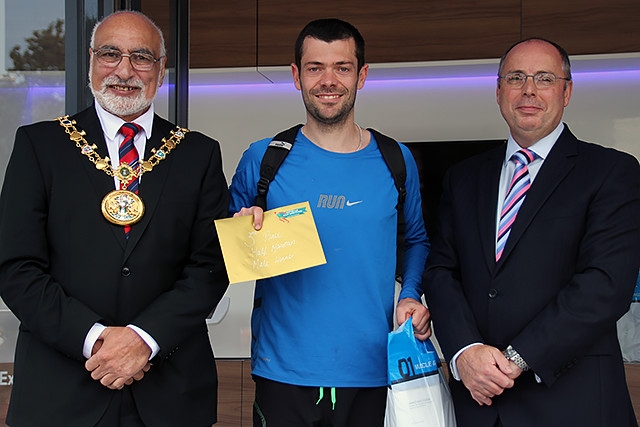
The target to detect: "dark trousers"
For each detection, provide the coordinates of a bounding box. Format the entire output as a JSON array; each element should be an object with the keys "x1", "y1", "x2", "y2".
[
  {"x1": 95, "y1": 388, "x2": 145, "y2": 427},
  {"x1": 253, "y1": 376, "x2": 387, "y2": 427}
]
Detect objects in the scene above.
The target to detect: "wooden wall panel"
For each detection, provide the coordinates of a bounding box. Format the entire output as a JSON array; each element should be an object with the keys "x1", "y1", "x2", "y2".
[
  {"x1": 144, "y1": 0, "x2": 257, "y2": 68},
  {"x1": 215, "y1": 360, "x2": 243, "y2": 427},
  {"x1": 214, "y1": 360, "x2": 255, "y2": 427},
  {"x1": 256, "y1": 0, "x2": 521, "y2": 66},
  {"x1": 141, "y1": 0, "x2": 171, "y2": 60},
  {"x1": 625, "y1": 364, "x2": 640, "y2": 424},
  {"x1": 522, "y1": 0, "x2": 640, "y2": 55},
  {"x1": 190, "y1": 0, "x2": 256, "y2": 68},
  {"x1": 145, "y1": 0, "x2": 640, "y2": 69},
  {"x1": 242, "y1": 359, "x2": 255, "y2": 426}
]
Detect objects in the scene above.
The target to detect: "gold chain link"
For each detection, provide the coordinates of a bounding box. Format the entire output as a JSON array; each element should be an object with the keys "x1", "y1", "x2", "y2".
[{"x1": 56, "y1": 115, "x2": 189, "y2": 188}]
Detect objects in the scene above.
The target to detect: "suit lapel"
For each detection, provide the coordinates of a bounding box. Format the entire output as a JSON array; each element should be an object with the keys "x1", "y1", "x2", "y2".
[
  {"x1": 123, "y1": 115, "x2": 177, "y2": 258},
  {"x1": 497, "y1": 126, "x2": 578, "y2": 265}
]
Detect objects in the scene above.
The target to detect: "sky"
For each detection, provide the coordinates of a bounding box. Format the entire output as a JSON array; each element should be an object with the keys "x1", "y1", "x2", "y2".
[{"x1": 3, "y1": 0, "x2": 64, "y2": 70}]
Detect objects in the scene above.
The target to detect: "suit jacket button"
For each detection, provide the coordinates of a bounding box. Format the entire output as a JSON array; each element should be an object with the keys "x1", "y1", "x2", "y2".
[
  {"x1": 488, "y1": 289, "x2": 498, "y2": 298},
  {"x1": 121, "y1": 267, "x2": 131, "y2": 277}
]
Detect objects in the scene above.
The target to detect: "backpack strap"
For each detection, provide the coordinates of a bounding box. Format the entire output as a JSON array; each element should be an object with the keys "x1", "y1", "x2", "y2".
[
  {"x1": 255, "y1": 124, "x2": 303, "y2": 210},
  {"x1": 368, "y1": 128, "x2": 407, "y2": 283}
]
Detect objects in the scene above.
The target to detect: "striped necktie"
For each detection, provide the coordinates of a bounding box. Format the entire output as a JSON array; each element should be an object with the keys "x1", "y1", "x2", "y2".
[
  {"x1": 496, "y1": 148, "x2": 537, "y2": 261},
  {"x1": 119, "y1": 122, "x2": 141, "y2": 237}
]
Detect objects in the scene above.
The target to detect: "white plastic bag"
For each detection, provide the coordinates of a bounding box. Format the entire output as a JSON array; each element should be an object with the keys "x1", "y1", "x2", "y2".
[
  {"x1": 385, "y1": 318, "x2": 456, "y2": 427},
  {"x1": 617, "y1": 270, "x2": 640, "y2": 363}
]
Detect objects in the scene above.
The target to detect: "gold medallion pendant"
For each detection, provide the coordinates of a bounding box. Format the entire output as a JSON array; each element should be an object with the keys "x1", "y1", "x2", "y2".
[{"x1": 101, "y1": 189, "x2": 145, "y2": 225}]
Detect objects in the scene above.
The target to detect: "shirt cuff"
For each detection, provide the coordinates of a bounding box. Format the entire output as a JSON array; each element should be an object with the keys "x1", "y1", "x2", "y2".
[
  {"x1": 83, "y1": 323, "x2": 107, "y2": 359},
  {"x1": 449, "y1": 342, "x2": 483, "y2": 381},
  {"x1": 127, "y1": 324, "x2": 160, "y2": 360}
]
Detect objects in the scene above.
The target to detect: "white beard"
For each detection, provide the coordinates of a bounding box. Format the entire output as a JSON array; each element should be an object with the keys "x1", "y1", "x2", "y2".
[{"x1": 89, "y1": 74, "x2": 159, "y2": 118}]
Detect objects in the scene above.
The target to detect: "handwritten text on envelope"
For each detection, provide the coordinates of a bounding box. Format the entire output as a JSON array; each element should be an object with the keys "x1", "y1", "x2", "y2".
[{"x1": 214, "y1": 201, "x2": 326, "y2": 284}]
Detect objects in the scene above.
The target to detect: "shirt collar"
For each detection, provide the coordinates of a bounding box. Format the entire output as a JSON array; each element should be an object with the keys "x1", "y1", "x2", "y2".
[
  {"x1": 505, "y1": 122, "x2": 564, "y2": 165},
  {"x1": 94, "y1": 101, "x2": 154, "y2": 141}
]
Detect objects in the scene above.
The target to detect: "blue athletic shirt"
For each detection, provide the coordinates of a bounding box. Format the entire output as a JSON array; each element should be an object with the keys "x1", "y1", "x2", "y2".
[{"x1": 228, "y1": 129, "x2": 429, "y2": 387}]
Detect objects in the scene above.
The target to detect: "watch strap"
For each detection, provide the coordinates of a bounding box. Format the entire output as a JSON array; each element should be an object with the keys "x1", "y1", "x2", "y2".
[{"x1": 504, "y1": 345, "x2": 529, "y2": 371}]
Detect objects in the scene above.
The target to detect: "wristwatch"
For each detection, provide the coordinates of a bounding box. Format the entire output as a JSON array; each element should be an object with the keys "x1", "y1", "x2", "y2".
[{"x1": 503, "y1": 345, "x2": 529, "y2": 371}]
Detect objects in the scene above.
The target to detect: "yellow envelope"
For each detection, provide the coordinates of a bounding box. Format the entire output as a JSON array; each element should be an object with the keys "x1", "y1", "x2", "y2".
[{"x1": 214, "y1": 201, "x2": 326, "y2": 284}]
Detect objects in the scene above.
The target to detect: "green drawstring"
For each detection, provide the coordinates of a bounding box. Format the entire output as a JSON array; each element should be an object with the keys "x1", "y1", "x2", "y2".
[
  {"x1": 316, "y1": 387, "x2": 337, "y2": 410},
  {"x1": 316, "y1": 387, "x2": 324, "y2": 405},
  {"x1": 330, "y1": 387, "x2": 336, "y2": 410}
]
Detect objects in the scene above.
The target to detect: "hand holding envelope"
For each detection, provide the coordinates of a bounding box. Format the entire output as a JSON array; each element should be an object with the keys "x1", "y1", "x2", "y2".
[{"x1": 214, "y1": 201, "x2": 327, "y2": 284}]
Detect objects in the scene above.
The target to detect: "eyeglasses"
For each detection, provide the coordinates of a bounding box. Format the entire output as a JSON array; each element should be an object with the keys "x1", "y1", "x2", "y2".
[
  {"x1": 499, "y1": 72, "x2": 571, "y2": 89},
  {"x1": 92, "y1": 48, "x2": 163, "y2": 71}
]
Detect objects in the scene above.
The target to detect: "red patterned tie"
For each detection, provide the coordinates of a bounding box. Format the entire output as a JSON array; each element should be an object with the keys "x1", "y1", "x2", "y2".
[{"x1": 119, "y1": 123, "x2": 141, "y2": 237}]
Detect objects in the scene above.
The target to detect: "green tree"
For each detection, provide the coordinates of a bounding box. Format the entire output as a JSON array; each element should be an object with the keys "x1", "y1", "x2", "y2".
[{"x1": 9, "y1": 19, "x2": 65, "y2": 71}]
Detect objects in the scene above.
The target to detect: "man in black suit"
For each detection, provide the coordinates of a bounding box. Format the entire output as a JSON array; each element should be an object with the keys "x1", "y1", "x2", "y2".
[
  {"x1": 424, "y1": 38, "x2": 640, "y2": 426},
  {"x1": 0, "y1": 10, "x2": 229, "y2": 426}
]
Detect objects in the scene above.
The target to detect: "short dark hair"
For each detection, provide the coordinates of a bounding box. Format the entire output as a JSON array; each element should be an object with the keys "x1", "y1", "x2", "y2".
[
  {"x1": 294, "y1": 18, "x2": 365, "y2": 72},
  {"x1": 498, "y1": 37, "x2": 572, "y2": 86}
]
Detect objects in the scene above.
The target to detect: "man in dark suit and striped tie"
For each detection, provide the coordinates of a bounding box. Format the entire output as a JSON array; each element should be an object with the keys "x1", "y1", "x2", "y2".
[
  {"x1": 0, "y1": 10, "x2": 229, "y2": 426},
  {"x1": 423, "y1": 37, "x2": 640, "y2": 427}
]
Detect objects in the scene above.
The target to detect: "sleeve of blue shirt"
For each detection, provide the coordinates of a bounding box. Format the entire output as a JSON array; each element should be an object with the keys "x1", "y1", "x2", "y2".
[{"x1": 398, "y1": 143, "x2": 430, "y2": 301}]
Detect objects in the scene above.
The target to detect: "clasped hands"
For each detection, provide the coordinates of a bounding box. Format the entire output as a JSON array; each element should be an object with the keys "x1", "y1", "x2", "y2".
[
  {"x1": 457, "y1": 344, "x2": 524, "y2": 406},
  {"x1": 85, "y1": 326, "x2": 152, "y2": 390}
]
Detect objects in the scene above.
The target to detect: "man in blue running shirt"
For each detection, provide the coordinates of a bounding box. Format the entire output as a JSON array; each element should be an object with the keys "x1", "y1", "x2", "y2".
[{"x1": 229, "y1": 18, "x2": 431, "y2": 427}]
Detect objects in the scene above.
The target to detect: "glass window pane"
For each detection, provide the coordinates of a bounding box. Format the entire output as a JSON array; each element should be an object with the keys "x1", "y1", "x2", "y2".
[
  {"x1": 0, "y1": 5, "x2": 65, "y2": 421},
  {"x1": 1, "y1": 0, "x2": 66, "y2": 182}
]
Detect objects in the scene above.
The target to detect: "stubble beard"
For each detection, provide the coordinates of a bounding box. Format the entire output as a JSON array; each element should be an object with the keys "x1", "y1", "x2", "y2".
[{"x1": 303, "y1": 88, "x2": 356, "y2": 127}]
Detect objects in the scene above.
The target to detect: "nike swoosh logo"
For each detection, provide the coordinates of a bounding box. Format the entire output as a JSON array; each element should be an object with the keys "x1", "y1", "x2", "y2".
[{"x1": 346, "y1": 200, "x2": 363, "y2": 207}]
